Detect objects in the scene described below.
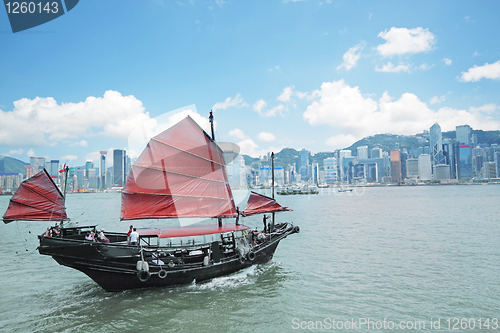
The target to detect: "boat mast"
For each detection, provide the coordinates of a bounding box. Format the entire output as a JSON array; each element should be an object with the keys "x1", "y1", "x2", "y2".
[
  {"x1": 271, "y1": 152, "x2": 275, "y2": 231},
  {"x1": 63, "y1": 166, "x2": 69, "y2": 204},
  {"x1": 209, "y1": 111, "x2": 215, "y2": 141}
]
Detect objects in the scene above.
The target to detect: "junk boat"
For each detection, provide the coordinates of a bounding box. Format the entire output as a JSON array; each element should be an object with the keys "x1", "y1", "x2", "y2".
[{"x1": 2, "y1": 114, "x2": 299, "y2": 291}]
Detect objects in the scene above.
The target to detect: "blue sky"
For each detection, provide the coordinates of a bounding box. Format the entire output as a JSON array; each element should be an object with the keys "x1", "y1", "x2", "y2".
[{"x1": 1, "y1": 0, "x2": 500, "y2": 166}]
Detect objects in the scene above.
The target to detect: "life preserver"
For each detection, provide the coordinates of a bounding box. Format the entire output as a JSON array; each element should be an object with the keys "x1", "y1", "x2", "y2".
[
  {"x1": 247, "y1": 250, "x2": 256, "y2": 261},
  {"x1": 158, "y1": 269, "x2": 167, "y2": 279},
  {"x1": 138, "y1": 270, "x2": 151, "y2": 282}
]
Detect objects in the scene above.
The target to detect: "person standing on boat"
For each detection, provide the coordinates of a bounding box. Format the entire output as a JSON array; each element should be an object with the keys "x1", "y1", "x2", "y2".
[
  {"x1": 127, "y1": 225, "x2": 133, "y2": 244},
  {"x1": 129, "y1": 228, "x2": 139, "y2": 245}
]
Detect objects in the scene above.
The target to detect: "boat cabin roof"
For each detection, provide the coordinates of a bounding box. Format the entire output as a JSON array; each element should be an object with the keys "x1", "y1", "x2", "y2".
[{"x1": 137, "y1": 223, "x2": 250, "y2": 239}]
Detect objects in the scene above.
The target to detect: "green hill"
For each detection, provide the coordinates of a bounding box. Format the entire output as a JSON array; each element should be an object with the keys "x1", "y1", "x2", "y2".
[{"x1": 0, "y1": 156, "x2": 28, "y2": 174}]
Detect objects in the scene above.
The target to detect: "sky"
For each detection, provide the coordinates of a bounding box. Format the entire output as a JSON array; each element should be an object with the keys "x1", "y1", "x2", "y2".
[{"x1": 1, "y1": 0, "x2": 500, "y2": 167}]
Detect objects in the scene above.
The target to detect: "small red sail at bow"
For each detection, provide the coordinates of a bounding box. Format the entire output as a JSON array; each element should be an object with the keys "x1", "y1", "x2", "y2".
[
  {"x1": 2, "y1": 169, "x2": 68, "y2": 223},
  {"x1": 121, "y1": 116, "x2": 237, "y2": 220},
  {"x1": 241, "y1": 191, "x2": 292, "y2": 217}
]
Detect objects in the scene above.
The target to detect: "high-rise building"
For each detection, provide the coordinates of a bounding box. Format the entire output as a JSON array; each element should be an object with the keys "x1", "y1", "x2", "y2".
[
  {"x1": 113, "y1": 149, "x2": 126, "y2": 187},
  {"x1": 430, "y1": 123, "x2": 446, "y2": 167},
  {"x1": 296, "y1": 149, "x2": 310, "y2": 182},
  {"x1": 442, "y1": 139, "x2": 457, "y2": 179},
  {"x1": 371, "y1": 147, "x2": 382, "y2": 159},
  {"x1": 99, "y1": 151, "x2": 107, "y2": 189},
  {"x1": 311, "y1": 162, "x2": 319, "y2": 184},
  {"x1": 47, "y1": 160, "x2": 59, "y2": 179},
  {"x1": 323, "y1": 157, "x2": 338, "y2": 185},
  {"x1": 472, "y1": 147, "x2": 484, "y2": 177},
  {"x1": 483, "y1": 162, "x2": 496, "y2": 179},
  {"x1": 30, "y1": 157, "x2": 46, "y2": 172},
  {"x1": 457, "y1": 143, "x2": 473, "y2": 180},
  {"x1": 456, "y1": 125, "x2": 473, "y2": 180},
  {"x1": 433, "y1": 164, "x2": 450, "y2": 181},
  {"x1": 494, "y1": 149, "x2": 500, "y2": 179},
  {"x1": 456, "y1": 125, "x2": 472, "y2": 144},
  {"x1": 418, "y1": 154, "x2": 432, "y2": 180},
  {"x1": 406, "y1": 158, "x2": 419, "y2": 178},
  {"x1": 339, "y1": 150, "x2": 352, "y2": 182},
  {"x1": 357, "y1": 146, "x2": 368, "y2": 159},
  {"x1": 390, "y1": 149, "x2": 401, "y2": 183}
]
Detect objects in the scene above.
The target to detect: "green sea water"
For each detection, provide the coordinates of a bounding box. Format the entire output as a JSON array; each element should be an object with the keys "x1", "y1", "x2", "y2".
[{"x1": 1, "y1": 185, "x2": 499, "y2": 332}]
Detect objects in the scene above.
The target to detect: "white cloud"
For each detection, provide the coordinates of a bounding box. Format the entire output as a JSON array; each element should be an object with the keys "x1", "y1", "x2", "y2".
[
  {"x1": 237, "y1": 138, "x2": 260, "y2": 157},
  {"x1": 376, "y1": 27, "x2": 436, "y2": 57},
  {"x1": 236, "y1": 138, "x2": 283, "y2": 158},
  {"x1": 127, "y1": 105, "x2": 210, "y2": 159},
  {"x1": 430, "y1": 95, "x2": 446, "y2": 105},
  {"x1": 326, "y1": 134, "x2": 357, "y2": 149},
  {"x1": 258, "y1": 132, "x2": 276, "y2": 142},
  {"x1": 212, "y1": 94, "x2": 247, "y2": 112},
  {"x1": 0, "y1": 90, "x2": 150, "y2": 147},
  {"x1": 469, "y1": 104, "x2": 498, "y2": 115},
  {"x1": 337, "y1": 41, "x2": 366, "y2": 71},
  {"x1": 60, "y1": 155, "x2": 78, "y2": 161},
  {"x1": 459, "y1": 61, "x2": 500, "y2": 82},
  {"x1": 443, "y1": 58, "x2": 452, "y2": 66},
  {"x1": 229, "y1": 128, "x2": 247, "y2": 140},
  {"x1": 303, "y1": 80, "x2": 500, "y2": 145},
  {"x1": 253, "y1": 99, "x2": 267, "y2": 115},
  {"x1": 375, "y1": 62, "x2": 411, "y2": 73},
  {"x1": 303, "y1": 80, "x2": 378, "y2": 134},
  {"x1": 9, "y1": 149, "x2": 23, "y2": 155},
  {"x1": 277, "y1": 86, "x2": 294, "y2": 102},
  {"x1": 70, "y1": 140, "x2": 88, "y2": 147},
  {"x1": 26, "y1": 149, "x2": 36, "y2": 157},
  {"x1": 253, "y1": 99, "x2": 286, "y2": 117}
]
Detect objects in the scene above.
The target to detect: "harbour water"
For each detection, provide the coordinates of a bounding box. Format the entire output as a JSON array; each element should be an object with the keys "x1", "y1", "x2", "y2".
[{"x1": 1, "y1": 185, "x2": 499, "y2": 332}]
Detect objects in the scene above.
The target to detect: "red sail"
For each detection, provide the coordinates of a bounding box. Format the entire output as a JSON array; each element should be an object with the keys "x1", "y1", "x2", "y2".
[
  {"x1": 121, "y1": 116, "x2": 237, "y2": 220},
  {"x1": 2, "y1": 169, "x2": 68, "y2": 223},
  {"x1": 241, "y1": 191, "x2": 292, "y2": 217}
]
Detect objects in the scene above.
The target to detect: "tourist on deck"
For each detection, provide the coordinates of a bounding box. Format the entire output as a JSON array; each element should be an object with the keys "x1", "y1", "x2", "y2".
[
  {"x1": 52, "y1": 225, "x2": 60, "y2": 237},
  {"x1": 129, "y1": 228, "x2": 139, "y2": 245},
  {"x1": 85, "y1": 232, "x2": 95, "y2": 241},
  {"x1": 127, "y1": 225, "x2": 133, "y2": 244},
  {"x1": 98, "y1": 228, "x2": 110, "y2": 243}
]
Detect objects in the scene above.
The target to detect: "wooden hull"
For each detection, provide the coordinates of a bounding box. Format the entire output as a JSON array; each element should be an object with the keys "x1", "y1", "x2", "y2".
[{"x1": 38, "y1": 223, "x2": 299, "y2": 292}]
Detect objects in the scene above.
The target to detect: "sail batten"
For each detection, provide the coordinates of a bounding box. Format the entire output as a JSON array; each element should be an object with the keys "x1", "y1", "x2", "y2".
[
  {"x1": 241, "y1": 191, "x2": 292, "y2": 217},
  {"x1": 151, "y1": 137, "x2": 227, "y2": 167},
  {"x1": 121, "y1": 116, "x2": 237, "y2": 221},
  {"x1": 2, "y1": 169, "x2": 68, "y2": 223}
]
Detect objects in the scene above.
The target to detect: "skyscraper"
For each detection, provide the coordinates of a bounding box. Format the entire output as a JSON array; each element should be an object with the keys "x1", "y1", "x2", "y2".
[
  {"x1": 430, "y1": 123, "x2": 446, "y2": 167},
  {"x1": 296, "y1": 149, "x2": 310, "y2": 182},
  {"x1": 456, "y1": 125, "x2": 473, "y2": 180},
  {"x1": 99, "y1": 151, "x2": 107, "y2": 189},
  {"x1": 357, "y1": 146, "x2": 368, "y2": 159},
  {"x1": 323, "y1": 157, "x2": 338, "y2": 185},
  {"x1": 418, "y1": 154, "x2": 432, "y2": 180},
  {"x1": 390, "y1": 149, "x2": 401, "y2": 183},
  {"x1": 371, "y1": 147, "x2": 382, "y2": 159},
  {"x1": 456, "y1": 125, "x2": 471, "y2": 144},
  {"x1": 113, "y1": 149, "x2": 126, "y2": 187}
]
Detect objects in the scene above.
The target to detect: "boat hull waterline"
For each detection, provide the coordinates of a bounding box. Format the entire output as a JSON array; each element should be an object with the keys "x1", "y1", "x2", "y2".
[{"x1": 38, "y1": 223, "x2": 299, "y2": 291}]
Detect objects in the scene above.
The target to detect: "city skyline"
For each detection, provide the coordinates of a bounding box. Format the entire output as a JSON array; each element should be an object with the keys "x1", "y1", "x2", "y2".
[{"x1": 1, "y1": 1, "x2": 500, "y2": 166}]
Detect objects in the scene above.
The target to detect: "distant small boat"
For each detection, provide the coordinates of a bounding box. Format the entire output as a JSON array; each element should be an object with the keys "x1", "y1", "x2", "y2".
[{"x1": 277, "y1": 186, "x2": 319, "y2": 195}]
